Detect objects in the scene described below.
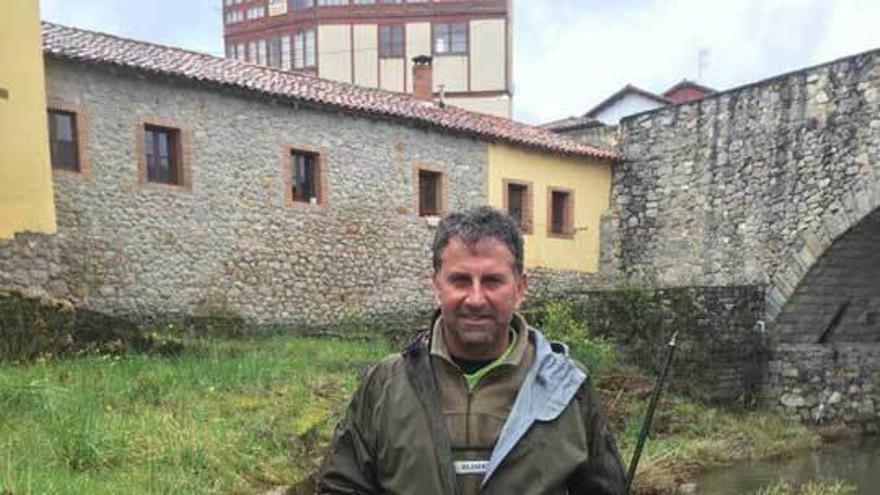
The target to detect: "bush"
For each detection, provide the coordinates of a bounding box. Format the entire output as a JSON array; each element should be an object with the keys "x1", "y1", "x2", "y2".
[
  {"x1": 539, "y1": 300, "x2": 617, "y2": 373},
  {"x1": 0, "y1": 286, "x2": 75, "y2": 362}
]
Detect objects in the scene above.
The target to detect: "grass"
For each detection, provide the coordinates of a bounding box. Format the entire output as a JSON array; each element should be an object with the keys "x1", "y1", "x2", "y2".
[
  {"x1": 601, "y1": 366, "x2": 821, "y2": 494},
  {"x1": 0, "y1": 336, "x2": 389, "y2": 495},
  {"x1": 0, "y1": 332, "x2": 826, "y2": 495},
  {"x1": 753, "y1": 480, "x2": 857, "y2": 495}
]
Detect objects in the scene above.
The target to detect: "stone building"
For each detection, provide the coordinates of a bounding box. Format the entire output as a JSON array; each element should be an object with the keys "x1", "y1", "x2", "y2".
[{"x1": 0, "y1": 19, "x2": 616, "y2": 330}]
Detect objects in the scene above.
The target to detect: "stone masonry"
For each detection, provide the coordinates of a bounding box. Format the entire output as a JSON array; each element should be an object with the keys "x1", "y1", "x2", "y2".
[
  {"x1": 611, "y1": 48, "x2": 880, "y2": 421},
  {"x1": 0, "y1": 59, "x2": 488, "y2": 328},
  {"x1": 613, "y1": 49, "x2": 880, "y2": 316}
]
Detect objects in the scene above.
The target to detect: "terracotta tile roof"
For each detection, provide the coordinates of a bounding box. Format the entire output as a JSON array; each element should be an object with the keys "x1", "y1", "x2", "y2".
[{"x1": 41, "y1": 22, "x2": 617, "y2": 161}]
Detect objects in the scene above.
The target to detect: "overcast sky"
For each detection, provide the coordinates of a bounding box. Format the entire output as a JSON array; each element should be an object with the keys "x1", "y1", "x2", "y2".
[{"x1": 40, "y1": 0, "x2": 880, "y2": 125}]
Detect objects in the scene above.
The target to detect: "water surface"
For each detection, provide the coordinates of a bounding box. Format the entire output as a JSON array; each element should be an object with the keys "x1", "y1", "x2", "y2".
[{"x1": 695, "y1": 437, "x2": 880, "y2": 494}]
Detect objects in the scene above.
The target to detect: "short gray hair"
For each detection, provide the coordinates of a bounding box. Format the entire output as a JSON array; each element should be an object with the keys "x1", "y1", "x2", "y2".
[{"x1": 432, "y1": 206, "x2": 524, "y2": 276}]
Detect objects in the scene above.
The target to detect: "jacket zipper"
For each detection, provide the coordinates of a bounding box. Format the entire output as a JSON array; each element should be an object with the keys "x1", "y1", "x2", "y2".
[{"x1": 466, "y1": 389, "x2": 473, "y2": 445}]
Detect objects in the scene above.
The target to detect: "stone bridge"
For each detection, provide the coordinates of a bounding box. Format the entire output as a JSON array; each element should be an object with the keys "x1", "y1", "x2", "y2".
[{"x1": 611, "y1": 48, "x2": 880, "y2": 426}]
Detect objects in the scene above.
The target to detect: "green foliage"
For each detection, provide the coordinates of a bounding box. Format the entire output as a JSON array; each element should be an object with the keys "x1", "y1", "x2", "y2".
[
  {"x1": 539, "y1": 300, "x2": 617, "y2": 373},
  {"x1": 0, "y1": 335, "x2": 390, "y2": 494},
  {"x1": 0, "y1": 286, "x2": 76, "y2": 363},
  {"x1": 754, "y1": 480, "x2": 857, "y2": 495}
]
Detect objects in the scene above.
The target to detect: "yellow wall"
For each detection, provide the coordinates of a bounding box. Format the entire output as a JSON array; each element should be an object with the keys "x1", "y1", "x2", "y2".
[
  {"x1": 434, "y1": 55, "x2": 468, "y2": 92},
  {"x1": 469, "y1": 19, "x2": 506, "y2": 92},
  {"x1": 318, "y1": 24, "x2": 352, "y2": 83},
  {"x1": 488, "y1": 143, "x2": 612, "y2": 272},
  {"x1": 353, "y1": 24, "x2": 378, "y2": 88},
  {"x1": 0, "y1": 0, "x2": 56, "y2": 239},
  {"x1": 405, "y1": 22, "x2": 431, "y2": 93},
  {"x1": 379, "y1": 58, "x2": 405, "y2": 92},
  {"x1": 445, "y1": 95, "x2": 510, "y2": 118}
]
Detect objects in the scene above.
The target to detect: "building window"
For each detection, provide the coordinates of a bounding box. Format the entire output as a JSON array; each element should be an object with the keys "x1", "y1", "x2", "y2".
[
  {"x1": 290, "y1": 150, "x2": 321, "y2": 204},
  {"x1": 434, "y1": 23, "x2": 467, "y2": 55},
  {"x1": 379, "y1": 25, "x2": 404, "y2": 58},
  {"x1": 503, "y1": 180, "x2": 533, "y2": 234},
  {"x1": 548, "y1": 188, "x2": 574, "y2": 238},
  {"x1": 48, "y1": 109, "x2": 80, "y2": 172},
  {"x1": 246, "y1": 6, "x2": 266, "y2": 20},
  {"x1": 143, "y1": 125, "x2": 182, "y2": 185},
  {"x1": 268, "y1": 37, "x2": 283, "y2": 68},
  {"x1": 268, "y1": 0, "x2": 288, "y2": 16},
  {"x1": 294, "y1": 28, "x2": 316, "y2": 69},
  {"x1": 418, "y1": 169, "x2": 443, "y2": 216},
  {"x1": 293, "y1": 0, "x2": 314, "y2": 8}
]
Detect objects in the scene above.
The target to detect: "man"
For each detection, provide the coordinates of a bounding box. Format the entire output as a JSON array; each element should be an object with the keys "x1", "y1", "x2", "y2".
[{"x1": 318, "y1": 206, "x2": 626, "y2": 494}]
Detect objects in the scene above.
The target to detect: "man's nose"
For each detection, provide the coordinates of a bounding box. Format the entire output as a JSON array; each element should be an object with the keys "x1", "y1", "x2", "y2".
[{"x1": 464, "y1": 282, "x2": 488, "y2": 307}]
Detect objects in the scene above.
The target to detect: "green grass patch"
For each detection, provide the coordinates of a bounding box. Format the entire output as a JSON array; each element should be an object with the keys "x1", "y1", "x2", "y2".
[
  {"x1": 0, "y1": 336, "x2": 389, "y2": 495},
  {"x1": 603, "y1": 365, "x2": 820, "y2": 494},
  {"x1": 753, "y1": 480, "x2": 857, "y2": 495}
]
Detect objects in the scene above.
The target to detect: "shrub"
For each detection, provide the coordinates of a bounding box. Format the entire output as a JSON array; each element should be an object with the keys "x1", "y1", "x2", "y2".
[
  {"x1": 0, "y1": 286, "x2": 75, "y2": 362},
  {"x1": 539, "y1": 300, "x2": 617, "y2": 373}
]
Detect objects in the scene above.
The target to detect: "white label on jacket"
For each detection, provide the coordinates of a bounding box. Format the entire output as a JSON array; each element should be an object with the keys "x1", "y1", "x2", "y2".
[{"x1": 454, "y1": 460, "x2": 489, "y2": 475}]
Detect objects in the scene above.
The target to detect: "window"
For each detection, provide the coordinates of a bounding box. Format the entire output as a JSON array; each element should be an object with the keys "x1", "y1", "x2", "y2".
[
  {"x1": 290, "y1": 150, "x2": 321, "y2": 204},
  {"x1": 268, "y1": 0, "x2": 288, "y2": 16},
  {"x1": 434, "y1": 23, "x2": 467, "y2": 54},
  {"x1": 504, "y1": 180, "x2": 532, "y2": 234},
  {"x1": 418, "y1": 169, "x2": 443, "y2": 216},
  {"x1": 281, "y1": 35, "x2": 291, "y2": 69},
  {"x1": 548, "y1": 188, "x2": 574, "y2": 238},
  {"x1": 379, "y1": 25, "x2": 404, "y2": 58},
  {"x1": 293, "y1": 0, "x2": 314, "y2": 8},
  {"x1": 294, "y1": 28, "x2": 316, "y2": 69},
  {"x1": 48, "y1": 110, "x2": 80, "y2": 172},
  {"x1": 143, "y1": 125, "x2": 182, "y2": 185},
  {"x1": 267, "y1": 38, "x2": 281, "y2": 68}
]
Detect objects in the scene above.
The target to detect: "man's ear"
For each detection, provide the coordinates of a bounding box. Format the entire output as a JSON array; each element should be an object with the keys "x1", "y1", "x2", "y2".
[{"x1": 514, "y1": 271, "x2": 528, "y2": 309}]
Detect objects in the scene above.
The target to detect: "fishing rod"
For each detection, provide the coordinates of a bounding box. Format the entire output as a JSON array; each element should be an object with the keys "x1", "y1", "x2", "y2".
[{"x1": 626, "y1": 330, "x2": 679, "y2": 494}]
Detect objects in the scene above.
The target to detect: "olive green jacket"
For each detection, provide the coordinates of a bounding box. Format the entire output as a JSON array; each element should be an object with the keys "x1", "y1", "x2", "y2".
[{"x1": 318, "y1": 315, "x2": 626, "y2": 495}]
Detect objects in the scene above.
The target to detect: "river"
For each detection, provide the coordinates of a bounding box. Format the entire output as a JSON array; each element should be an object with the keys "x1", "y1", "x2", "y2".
[{"x1": 695, "y1": 437, "x2": 880, "y2": 493}]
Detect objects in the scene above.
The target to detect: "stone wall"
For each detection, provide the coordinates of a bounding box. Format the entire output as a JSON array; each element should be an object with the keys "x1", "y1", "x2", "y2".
[
  {"x1": 0, "y1": 59, "x2": 489, "y2": 328},
  {"x1": 613, "y1": 49, "x2": 880, "y2": 298},
  {"x1": 767, "y1": 343, "x2": 880, "y2": 432},
  {"x1": 526, "y1": 285, "x2": 767, "y2": 405},
  {"x1": 776, "y1": 208, "x2": 880, "y2": 343}
]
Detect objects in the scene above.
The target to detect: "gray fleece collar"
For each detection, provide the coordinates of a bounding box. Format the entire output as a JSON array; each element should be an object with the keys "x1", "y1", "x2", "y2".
[{"x1": 482, "y1": 325, "x2": 587, "y2": 486}]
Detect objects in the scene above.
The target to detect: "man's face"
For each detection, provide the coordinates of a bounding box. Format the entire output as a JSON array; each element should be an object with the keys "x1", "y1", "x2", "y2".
[{"x1": 432, "y1": 236, "x2": 527, "y2": 360}]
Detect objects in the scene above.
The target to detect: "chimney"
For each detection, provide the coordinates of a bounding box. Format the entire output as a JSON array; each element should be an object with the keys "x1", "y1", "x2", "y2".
[{"x1": 412, "y1": 55, "x2": 433, "y2": 102}]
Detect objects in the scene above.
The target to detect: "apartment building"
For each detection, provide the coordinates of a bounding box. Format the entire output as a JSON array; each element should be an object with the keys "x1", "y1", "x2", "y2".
[{"x1": 222, "y1": 0, "x2": 512, "y2": 117}]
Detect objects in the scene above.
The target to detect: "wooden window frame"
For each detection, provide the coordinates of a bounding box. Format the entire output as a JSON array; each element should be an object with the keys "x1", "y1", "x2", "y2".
[
  {"x1": 283, "y1": 144, "x2": 328, "y2": 207},
  {"x1": 502, "y1": 179, "x2": 533, "y2": 235},
  {"x1": 47, "y1": 102, "x2": 90, "y2": 179},
  {"x1": 135, "y1": 117, "x2": 191, "y2": 190},
  {"x1": 432, "y1": 22, "x2": 469, "y2": 56},
  {"x1": 546, "y1": 186, "x2": 575, "y2": 239},
  {"x1": 414, "y1": 164, "x2": 446, "y2": 217},
  {"x1": 378, "y1": 24, "x2": 405, "y2": 59}
]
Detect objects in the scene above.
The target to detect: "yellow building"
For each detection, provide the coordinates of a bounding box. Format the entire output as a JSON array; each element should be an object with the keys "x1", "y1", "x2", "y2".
[
  {"x1": 222, "y1": 0, "x2": 512, "y2": 118},
  {"x1": 488, "y1": 143, "x2": 613, "y2": 272},
  {"x1": 0, "y1": 0, "x2": 56, "y2": 239}
]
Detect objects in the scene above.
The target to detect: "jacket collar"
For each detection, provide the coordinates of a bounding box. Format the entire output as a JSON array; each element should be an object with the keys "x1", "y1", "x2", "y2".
[{"x1": 429, "y1": 312, "x2": 530, "y2": 370}]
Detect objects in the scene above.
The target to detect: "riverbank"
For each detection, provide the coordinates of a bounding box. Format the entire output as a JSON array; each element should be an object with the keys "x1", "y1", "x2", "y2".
[
  {"x1": 597, "y1": 364, "x2": 823, "y2": 494},
  {"x1": 0, "y1": 334, "x2": 837, "y2": 494}
]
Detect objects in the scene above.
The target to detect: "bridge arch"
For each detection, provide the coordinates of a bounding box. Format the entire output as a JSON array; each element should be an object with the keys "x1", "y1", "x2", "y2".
[{"x1": 767, "y1": 183, "x2": 880, "y2": 335}]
